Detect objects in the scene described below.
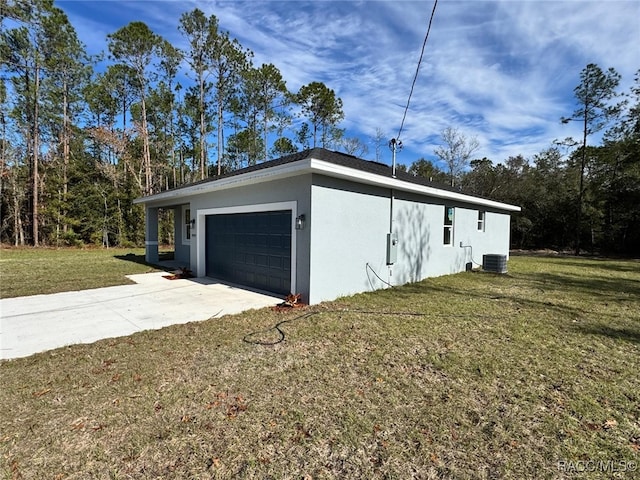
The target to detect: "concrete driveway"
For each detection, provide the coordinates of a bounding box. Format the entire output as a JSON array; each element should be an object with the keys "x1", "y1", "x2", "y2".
[{"x1": 0, "y1": 272, "x2": 281, "y2": 360}]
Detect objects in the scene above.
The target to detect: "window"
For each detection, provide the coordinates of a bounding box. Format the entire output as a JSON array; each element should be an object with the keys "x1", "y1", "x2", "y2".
[
  {"x1": 182, "y1": 206, "x2": 191, "y2": 245},
  {"x1": 478, "y1": 210, "x2": 486, "y2": 231},
  {"x1": 443, "y1": 206, "x2": 454, "y2": 245}
]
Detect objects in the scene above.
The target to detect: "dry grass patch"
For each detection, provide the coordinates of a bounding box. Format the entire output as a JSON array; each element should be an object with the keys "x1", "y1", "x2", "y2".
[{"x1": 1, "y1": 255, "x2": 639, "y2": 479}]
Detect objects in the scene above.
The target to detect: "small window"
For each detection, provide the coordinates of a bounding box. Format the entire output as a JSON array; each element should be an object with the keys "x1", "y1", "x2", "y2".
[
  {"x1": 182, "y1": 206, "x2": 191, "y2": 245},
  {"x1": 478, "y1": 211, "x2": 485, "y2": 231},
  {"x1": 443, "y1": 206, "x2": 454, "y2": 245}
]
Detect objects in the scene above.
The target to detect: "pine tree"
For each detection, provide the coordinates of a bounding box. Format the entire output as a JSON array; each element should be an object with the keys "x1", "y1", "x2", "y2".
[
  {"x1": 562, "y1": 63, "x2": 622, "y2": 254},
  {"x1": 107, "y1": 21, "x2": 162, "y2": 195}
]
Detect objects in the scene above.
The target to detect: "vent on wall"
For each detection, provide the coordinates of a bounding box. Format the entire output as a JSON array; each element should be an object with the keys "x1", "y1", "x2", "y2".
[{"x1": 482, "y1": 254, "x2": 508, "y2": 274}]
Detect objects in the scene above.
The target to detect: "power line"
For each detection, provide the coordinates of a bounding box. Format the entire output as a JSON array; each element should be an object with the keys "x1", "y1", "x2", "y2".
[{"x1": 396, "y1": 0, "x2": 438, "y2": 142}]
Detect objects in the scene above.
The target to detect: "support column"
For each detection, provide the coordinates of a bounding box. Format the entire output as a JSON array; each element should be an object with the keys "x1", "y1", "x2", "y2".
[{"x1": 145, "y1": 206, "x2": 159, "y2": 264}]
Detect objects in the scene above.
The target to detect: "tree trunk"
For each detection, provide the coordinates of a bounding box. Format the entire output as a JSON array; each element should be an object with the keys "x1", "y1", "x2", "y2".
[
  {"x1": 56, "y1": 189, "x2": 61, "y2": 246},
  {"x1": 312, "y1": 122, "x2": 317, "y2": 148},
  {"x1": 10, "y1": 171, "x2": 26, "y2": 246},
  {"x1": 32, "y1": 62, "x2": 40, "y2": 246},
  {"x1": 62, "y1": 79, "x2": 69, "y2": 234},
  {"x1": 575, "y1": 106, "x2": 589, "y2": 256},
  {"x1": 263, "y1": 100, "x2": 268, "y2": 162},
  {"x1": 0, "y1": 109, "x2": 6, "y2": 241},
  {"x1": 16, "y1": 205, "x2": 25, "y2": 246},
  {"x1": 169, "y1": 89, "x2": 177, "y2": 188},
  {"x1": 199, "y1": 76, "x2": 206, "y2": 180},
  {"x1": 117, "y1": 197, "x2": 124, "y2": 246},
  {"x1": 140, "y1": 94, "x2": 153, "y2": 195},
  {"x1": 102, "y1": 191, "x2": 109, "y2": 248},
  {"x1": 179, "y1": 148, "x2": 184, "y2": 184},
  {"x1": 217, "y1": 101, "x2": 223, "y2": 176}
]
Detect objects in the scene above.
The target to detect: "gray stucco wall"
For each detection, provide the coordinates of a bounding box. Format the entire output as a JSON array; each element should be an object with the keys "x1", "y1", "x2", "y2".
[
  {"x1": 309, "y1": 176, "x2": 392, "y2": 304},
  {"x1": 142, "y1": 171, "x2": 513, "y2": 305},
  {"x1": 173, "y1": 205, "x2": 191, "y2": 266},
  {"x1": 308, "y1": 176, "x2": 514, "y2": 304},
  {"x1": 187, "y1": 175, "x2": 313, "y2": 302},
  {"x1": 392, "y1": 192, "x2": 512, "y2": 285}
]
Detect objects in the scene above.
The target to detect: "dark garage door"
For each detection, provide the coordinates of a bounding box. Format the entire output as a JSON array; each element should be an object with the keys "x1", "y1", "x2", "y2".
[{"x1": 206, "y1": 211, "x2": 292, "y2": 295}]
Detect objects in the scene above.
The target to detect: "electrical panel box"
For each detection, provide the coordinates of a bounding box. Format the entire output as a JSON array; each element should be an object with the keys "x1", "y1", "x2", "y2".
[{"x1": 386, "y1": 233, "x2": 398, "y2": 265}]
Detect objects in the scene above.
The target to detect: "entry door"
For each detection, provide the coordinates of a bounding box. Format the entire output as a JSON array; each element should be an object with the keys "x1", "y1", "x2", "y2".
[{"x1": 205, "y1": 211, "x2": 292, "y2": 295}]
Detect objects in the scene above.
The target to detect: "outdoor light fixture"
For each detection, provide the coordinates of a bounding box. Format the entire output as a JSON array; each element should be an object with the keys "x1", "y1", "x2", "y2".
[
  {"x1": 295, "y1": 214, "x2": 306, "y2": 230},
  {"x1": 190, "y1": 218, "x2": 196, "y2": 228}
]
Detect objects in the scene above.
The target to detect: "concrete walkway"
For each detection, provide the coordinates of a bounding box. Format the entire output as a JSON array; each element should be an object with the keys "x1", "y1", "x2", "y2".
[{"x1": 0, "y1": 272, "x2": 281, "y2": 360}]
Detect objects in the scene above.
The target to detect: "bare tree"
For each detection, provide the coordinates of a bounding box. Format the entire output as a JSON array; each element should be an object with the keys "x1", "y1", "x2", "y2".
[
  {"x1": 340, "y1": 137, "x2": 368, "y2": 157},
  {"x1": 372, "y1": 127, "x2": 386, "y2": 163},
  {"x1": 434, "y1": 127, "x2": 479, "y2": 187}
]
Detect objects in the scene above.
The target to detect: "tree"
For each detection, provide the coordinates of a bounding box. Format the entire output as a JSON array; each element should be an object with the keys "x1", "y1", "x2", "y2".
[
  {"x1": 595, "y1": 69, "x2": 640, "y2": 253},
  {"x1": 296, "y1": 81, "x2": 344, "y2": 148},
  {"x1": 176, "y1": 85, "x2": 206, "y2": 182},
  {"x1": 209, "y1": 27, "x2": 250, "y2": 175},
  {"x1": 84, "y1": 63, "x2": 139, "y2": 224},
  {"x1": 86, "y1": 64, "x2": 136, "y2": 131},
  {"x1": 522, "y1": 150, "x2": 574, "y2": 249},
  {"x1": 461, "y1": 158, "x2": 498, "y2": 196},
  {"x1": 224, "y1": 128, "x2": 264, "y2": 170},
  {"x1": 107, "y1": 21, "x2": 162, "y2": 195},
  {"x1": 156, "y1": 40, "x2": 182, "y2": 188},
  {"x1": 561, "y1": 63, "x2": 622, "y2": 255},
  {"x1": 179, "y1": 8, "x2": 215, "y2": 179},
  {"x1": 145, "y1": 81, "x2": 177, "y2": 189},
  {"x1": 339, "y1": 137, "x2": 368, "y2": 157},
  {"x1": 408, "y1": 158, "x2": 448, "y2": 184},
  {"x1": 371, "y1": 127, "x2": 387, "y2": 163},
  {"x1": 0, "y1": 79, "x2": 23, "y2": 244},
  {"x1": 296, "y1": 122, "x2": 311, "y2": 150},
  {"x1": 40, "y1": 5, "x2": 90, "y2": 241},
  {"x1": 0, "y1": 0, "x2": 54, "y2": 245},
  {"x1": 270, "y1": 136, "x2": 297, "y2": 157},
  {"x1": 1, "y1": 0, "x2": 34, "y2": 24},
  {"x1": 434, "y1": 127, "x2": 479, "y2": 188},
  {"x1": 238, "y1": 63, "x2": 289, "y2": 162}
]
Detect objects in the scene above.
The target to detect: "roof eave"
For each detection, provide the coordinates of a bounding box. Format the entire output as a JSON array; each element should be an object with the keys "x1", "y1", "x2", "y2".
[
  {"x1": 133, "y1": 158, "x2": 313, "y2": 206},
  {"x1": 308, "y1": 158, "x2": 522, "y2": 212},
  {"x1": 134, "y1": 153, "x2": 521, "y2": 213}
]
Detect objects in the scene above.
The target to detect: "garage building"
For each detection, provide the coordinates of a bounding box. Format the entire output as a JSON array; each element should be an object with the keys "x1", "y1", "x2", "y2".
[{"x1": 135, "y1": 148, "x2": 520, "y2": 304}]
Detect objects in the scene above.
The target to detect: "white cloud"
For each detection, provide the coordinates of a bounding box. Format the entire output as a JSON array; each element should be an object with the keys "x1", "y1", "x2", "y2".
[{"x1": 58, "y1": 0, "x2": 639, "y2": 166}]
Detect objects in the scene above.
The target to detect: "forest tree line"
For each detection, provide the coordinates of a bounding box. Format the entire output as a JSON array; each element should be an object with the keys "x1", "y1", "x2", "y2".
[
  {"x1": 1, "y1": 0, "x2": 638, "y2": 255},
  {"x1": 416, "y1": 64, "x2": 640, "y2": 256}
]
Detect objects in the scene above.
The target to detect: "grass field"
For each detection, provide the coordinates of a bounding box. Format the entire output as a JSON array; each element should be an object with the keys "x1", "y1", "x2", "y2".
[
  {"x1": 1, "y1": 252, "x2": 639, "y2": 479},
  {"x1": 0, "y1": 247, "x2": 161, "y2": 298}
]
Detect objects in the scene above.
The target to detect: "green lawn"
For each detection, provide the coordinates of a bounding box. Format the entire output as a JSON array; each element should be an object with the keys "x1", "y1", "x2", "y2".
[
  {"x1": 0, "y1": 247, "x2": 161, "y2": 298},
  {"x1": 1, "y1": 253, "x2": 639, "y2": 479}
]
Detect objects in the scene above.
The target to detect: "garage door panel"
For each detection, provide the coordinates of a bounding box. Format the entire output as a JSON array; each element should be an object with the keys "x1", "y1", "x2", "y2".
[
  {"x1": 268, "y1": 277, "x2": 282, "y2": 291},
  {"x1": 206, "y1": 211, "x2": 291, "y2": 295},
  {"x1": 269, "y1": 255, "x2": 283, "y2": 270},
  {"x1": 269, "y1": 235, "x2": 283, "y2": 249}
]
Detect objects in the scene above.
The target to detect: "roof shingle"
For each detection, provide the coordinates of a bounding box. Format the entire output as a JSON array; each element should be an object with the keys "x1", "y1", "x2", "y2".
[{"x1": 153, "y1": 147, "x2": 461, "y2": 196}]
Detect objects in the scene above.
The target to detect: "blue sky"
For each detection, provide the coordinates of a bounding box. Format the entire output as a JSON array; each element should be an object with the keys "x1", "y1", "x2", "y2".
[{"x1": 57, "y1": 0, "x2": 639, "y2": 168}]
